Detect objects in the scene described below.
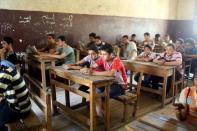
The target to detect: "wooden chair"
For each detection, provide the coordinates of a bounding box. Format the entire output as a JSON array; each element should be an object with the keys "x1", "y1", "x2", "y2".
[
  {"x1": 114, "y1": 72, "x2": 142, "y2": 122},
  {"x1": 74, "y1": 49, "x2": 80, "y2": 62},
  {"x1": 113, "y1": 45, "x2": 121, "y2": 57},
  {"x1": 174, "y1": 58, "x2": 192, "y2": 95},
  {"x1": 184, "y1": 58, "x2": 192, "y2": 86}
]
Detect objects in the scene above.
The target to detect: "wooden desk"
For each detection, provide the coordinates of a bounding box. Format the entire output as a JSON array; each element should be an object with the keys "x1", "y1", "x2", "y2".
[
  {"x1": 26, "y1": 54, "x2": 57, "y2": 90},
  {"x1": 123, "y1": 60, "x2": 176, "y2": 107},
  {"x1": 49, "y1": 67, "x2": 115, "y2": 131},
  {"x1": 125, "y1": 113, "x2": 196, "y2": 131}
]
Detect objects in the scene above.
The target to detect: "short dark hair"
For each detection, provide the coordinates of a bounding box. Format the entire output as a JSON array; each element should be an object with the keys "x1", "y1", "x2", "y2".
[
  {"x1": 3, "y1": 36, "x2": 13, "y2": 45},
  {"x1": 155, "y1": 34, "x2": 160, "y2": 38},
  {"x1": 144, "y1": 32, "x2": 150, "y2": 36},
  {"x1": 89, "y1": 32, "x2": 96, "y2": 38},
  {"x1": 123, "y1": 35, "x2": 129, "y2": 39},
  {"x1": 131, "y1": 34, "x2": 136, "y2": 37},
  {"x1": 87, "y1": 44, "x2": 99, "y2": 53},
  {"x1": 144, "y1": 44, "x2": 152, "y2": 51},
  {"x1": 47, "y1": 34, "x2": 55, "y2": 39},
  {"x1": 95, "y1": 36, "x2": 101, "y2": 39},
  {"x1": 58, "y1": 35, "x2": 66, "y2": 42},
  {"x1": 185, "y1": 38, "x2": 196, "y2": 46},
  {"x1": 167, "y1": 44, "x2": 175, "y2": 49},
  {"x1": 176, "y1": 38, "x2": 184, "y2": 44},
  {"x1": 100, "y1": 43, "x2": 113, "y2": 54}
]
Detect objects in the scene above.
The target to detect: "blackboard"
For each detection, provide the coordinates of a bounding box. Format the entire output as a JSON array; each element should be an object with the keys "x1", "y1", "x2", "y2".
[{"x1": 0, "y1": 9, "x2": 170, "y2": 52}]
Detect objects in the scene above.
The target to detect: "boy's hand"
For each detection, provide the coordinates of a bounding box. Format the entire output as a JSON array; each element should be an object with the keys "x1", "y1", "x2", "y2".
[
  {"x1": 80, "y1": 68, "x2": 92, "y2": 75},
  {"x1": 156, "y1": 60, "x2": 165, "y2": 65}
]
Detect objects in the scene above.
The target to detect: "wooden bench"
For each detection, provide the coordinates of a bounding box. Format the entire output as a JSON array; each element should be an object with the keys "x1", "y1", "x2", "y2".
[
  {"x1": 23, "y1": 73, "x2": 52, "y2": 131},
  {"x1": 114, "y1": 71, "x2": 142, "y2": 123},
  {"x1": 6, "y1": 110, "x2": 42, "y2": 131},
  {"x1": 114, "y1": 91, "x2": 138, "y2": 122}
]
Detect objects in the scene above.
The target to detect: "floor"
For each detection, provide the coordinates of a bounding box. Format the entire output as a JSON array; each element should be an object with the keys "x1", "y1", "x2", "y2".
[{"x1": 32, "y1": 86, "x2": 174, "y2": 131}]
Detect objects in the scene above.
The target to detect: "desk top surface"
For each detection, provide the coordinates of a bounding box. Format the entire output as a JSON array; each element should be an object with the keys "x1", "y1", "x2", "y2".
[
  {"x1": 123, "y1": 60, "x2": 175, "y2": 70},
  {"x1": 51, "y1": 66, "x2": 115, "y2": 84},
  {"x1": 28, "y1": 54, "x2": 57, "y2": 61}
]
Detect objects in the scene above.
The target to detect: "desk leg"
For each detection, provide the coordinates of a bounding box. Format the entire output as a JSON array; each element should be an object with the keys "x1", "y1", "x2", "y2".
[
  {"x1": 162, "y1": 77, "x2": 167, "y2": 107},
  {"x1": 90, "y1": 85, "x2": 96, "y2": 131},
  {"x1": 51, "y1": 83, "x2": 58, "y2": 115},
  {"x1": 104, "y1": 84, "x2": 110, "y2": 131},
  {"x1": 41, "y1": 62, "x2": 47, "y2": 90},
  {"x1": 171, "y1": 69, "x2": 176, "y2": 98},
  {"x1": 65, "y1": 90, "x2": 70, "y2": 107}
]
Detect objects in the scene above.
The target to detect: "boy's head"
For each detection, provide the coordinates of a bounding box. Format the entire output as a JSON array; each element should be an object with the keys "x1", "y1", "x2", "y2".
[
  {"x1": 144, "y1": 45, "x2": 152, "y2": 54},
  {"x1": 2, "y1": 36, "x2": 13, "y2": 50},
  {"x1": 57, "y1": 35, "x2": 66, "y2": 46},
  {"x1": 99, "y1": 44, "x2": 113, "y2": 61},
  {"x1": 165, "y1": 44, "x2": 175, "y2": 55},
  {"x1": 164, "y1": 34, "x2": 170, "y2": 41},
  {"x1": 89, "y1": 32, "x2": 96, "y2": 43},
  {"x1": 131, "y1": 34, "x2": 136, "y2": 39},
  {"x1": 122, "y1": 35, "x2": 129, "y2": 44},
  {"x1": 144, "y1": 32, "x2": 150, "y2": 40},
  {"x1": 175, "y1": 38, "x2": 184, "y2": 48},
  {"x1": 47, "y1": 34, "x2": 55, "y2": 43},
  {"x1": 155, "y1": 34, "x2": 160, "y2": 40},
  {"x1": 185, "y1": 38, "x2": 196, "y2": 49},
  {"x1": 87, "y1": 44, "x2": 99, "y2": 60},
  {"x1": 95, "y1": 36, "x2": 101, "y2": 45}
]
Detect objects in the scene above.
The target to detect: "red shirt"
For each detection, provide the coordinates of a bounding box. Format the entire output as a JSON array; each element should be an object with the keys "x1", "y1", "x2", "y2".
[{"x1": 95, "y1": 57, "x2": 127, "y2": 87}]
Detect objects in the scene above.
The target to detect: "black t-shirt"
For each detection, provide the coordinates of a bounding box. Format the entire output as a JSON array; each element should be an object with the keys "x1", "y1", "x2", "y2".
[{"x1": 6, "y1": 51, "x2": 17, "y2": 65}]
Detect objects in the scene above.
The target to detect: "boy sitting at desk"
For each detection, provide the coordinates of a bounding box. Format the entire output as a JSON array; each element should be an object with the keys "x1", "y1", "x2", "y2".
[
  {"x1": 80, "y1": 43, "x2": 128, "y2": 117},
  {"x1": 42, "y1": 35, "x2": 75, "y2": 65},
  {"x1": 151, "y1": 44, "x2": 183, "y2": 94},
  {"x1": 174, "y1": 69, "x2": 197, "y2": 126},
  {"x1": 0, "y1": 60, "x2": 31, "y2": 131},
  {"x1": 134, "y1": 45, "x2": 156, "y2": 87},
  {"x1": 64, "y1": 44, "x2": 100, "y2": 70},
  {"x1": 184, "y1": 38, "x2": 197, "y2": 73},
  {"x1": 38, "y1": 34, "x2": 57, "y2": 54},
  {"x1": 120, "y1": 35, "x2": 137, "y2": 60}
]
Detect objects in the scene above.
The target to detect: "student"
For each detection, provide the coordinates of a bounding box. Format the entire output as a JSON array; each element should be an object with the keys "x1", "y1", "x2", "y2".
[
  {"x1": 86, "y1": 32, "x2": 96, "y2": 48},
  {"x1": 134, "y1": 45, "x2": 156, "y2": 87},
  {"x1": 153, "y1": 34, "x2": 162, "y2": 46},
  {"x1": 0, "y1": 60, "x2": 31, "y2": 131},
  {"x1": 151, "y1": 44, "x2": 183, "y2": 94},
  {"x1": 121, "y1": 35, "x2": 137, "y2": 60},
  {"x1": 135, "y1": 44, "x2": 156, "y2": 62},
  {"x1": 64, "y1": 44, "x2": 100, "y2": 70},
  {"x1": 95, "y1": 36, "x2": 105, "y2": 50},
  {"x1": 141, "y1": 32, "x2": 154, "y2": 50},
  {"x1": 42, "y1": 35, "x2": 75, "y2": 65},
  {"x1": 184, "y1": 38, "x2": 197, "y2": 73},
  {"x1": 0, "y1": 36, "x2": 17, "y2": 65},
  {"x1": 80, "y1": 44, "x2": 127, "y2": 117},
  {"x1": 175, "y1": 38, "x2": 185, "y2": 59},
  {"x1": 162, "y1": 34, "x2": 173, "y2": 46},
  {"x1": 130, "y1": 34, "x2": 138, "y2": 45},
  {"x1": 38, "y1": 34, "x2": 57, "y2": 54},
  {"x1": 174, "y1": 69, "x2": 197, "y2": 126}
]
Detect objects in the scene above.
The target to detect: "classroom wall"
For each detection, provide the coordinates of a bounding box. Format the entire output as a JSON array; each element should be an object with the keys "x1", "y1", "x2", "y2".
[
  {"x1": 0, "y1": 0, "x2": 196, "y2": 51},
  {"x1": 0, "y1": 0, "x2": 178, "y2": 19}
]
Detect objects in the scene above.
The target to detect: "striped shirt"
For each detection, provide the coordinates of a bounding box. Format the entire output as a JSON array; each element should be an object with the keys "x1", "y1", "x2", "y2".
[
  {"x1": 0, "y1": 63, "x2": 31, "y2": 113},
  {"x1": 156, "y1": 51, "x2": 183, "y2": 74}
]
